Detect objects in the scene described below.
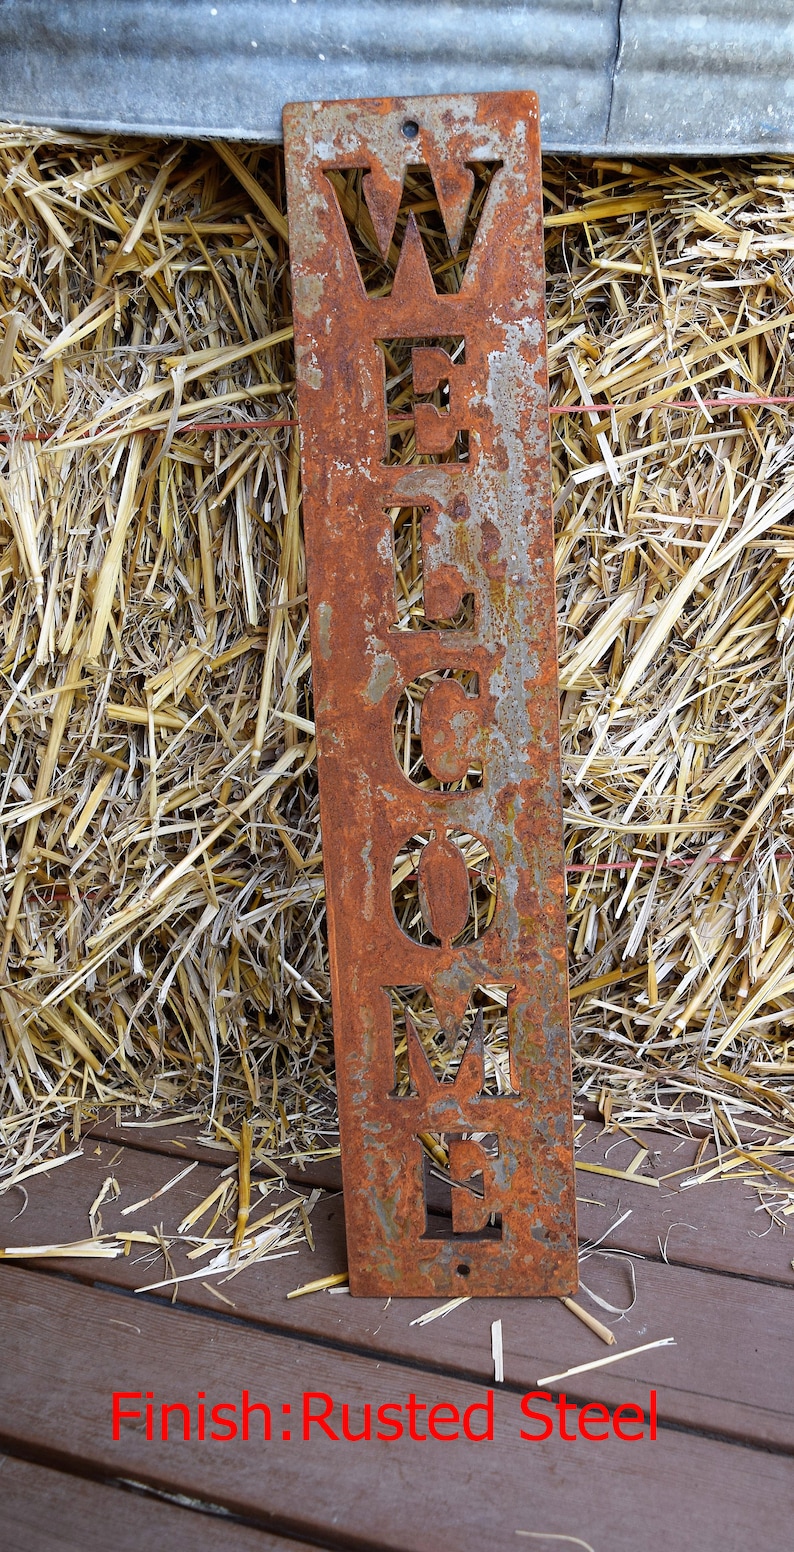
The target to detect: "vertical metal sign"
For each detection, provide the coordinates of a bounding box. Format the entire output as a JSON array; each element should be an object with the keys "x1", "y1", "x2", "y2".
[{"x1": 284, "y1": 93, "x2": 577, "y2": 1296}]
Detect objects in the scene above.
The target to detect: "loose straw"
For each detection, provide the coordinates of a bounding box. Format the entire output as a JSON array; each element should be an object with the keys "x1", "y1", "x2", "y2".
[
  {"x1": 537, "y1": 1338, "x2": 675, "y2": 1388},
  {"x1": 2, "y1": 133, "x2": 794, "y2": 1176},
  {"x1": 560, "y1": 1297, "x2": 615, "y2": 1346},
  {"x1": 492, "y1": 1319, "x2": 504, "y2": 1384}
]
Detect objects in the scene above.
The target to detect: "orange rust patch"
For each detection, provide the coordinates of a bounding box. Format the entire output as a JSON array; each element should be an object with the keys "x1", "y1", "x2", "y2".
[{"x1": 284, "y1": 92, "x2": 576, "y2": 1297}]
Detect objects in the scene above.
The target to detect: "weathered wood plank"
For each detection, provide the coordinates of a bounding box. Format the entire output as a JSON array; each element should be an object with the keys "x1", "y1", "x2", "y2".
[
  {"x1": 1, "y1": 1266, "x2": 790, "y2": 1552},
  {"x1": 85, "y1": 1112, "x2": 794, "y2": 1282},
  {"x1": 0, "y1": 1453, "x2": 318, "y2": 1552},
  {"x1": 1, "y1": 1145, "x2": 792, "y2": 1450},
  {"x1": 87, "y1": 1111, "x2": 340, "y2": 1185}
]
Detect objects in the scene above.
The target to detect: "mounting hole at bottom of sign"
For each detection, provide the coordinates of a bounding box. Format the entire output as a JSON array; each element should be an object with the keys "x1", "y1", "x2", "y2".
[
  {"x1": 456, "y1": 1263, "x2": 471, "y2": 1277},
  {"x1": 401, "y1": 119, "x2": 420, "y2": 140}
]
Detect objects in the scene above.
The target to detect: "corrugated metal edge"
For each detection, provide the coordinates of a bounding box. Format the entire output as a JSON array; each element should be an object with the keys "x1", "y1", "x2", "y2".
[
  {"x1": 0, "y1": 1, "x2": 618, "y2": 150},
  {"x1": 609, "y1": 0, "x2": 794, "y2": 154},
  {"x1": 1, "y1": 0, "x2": 793, "y2": 153}
]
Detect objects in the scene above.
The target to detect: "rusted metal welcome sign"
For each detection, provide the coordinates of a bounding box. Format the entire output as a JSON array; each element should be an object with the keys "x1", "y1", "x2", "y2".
[{"x1": 284, "y1": 93, "x2": 577, "y2": 1296}]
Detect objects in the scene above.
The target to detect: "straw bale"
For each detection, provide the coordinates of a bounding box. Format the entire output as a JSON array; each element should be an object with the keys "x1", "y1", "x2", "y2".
[{"x1": 1, "y1": 129, "x2": 794, "y2": 1185}]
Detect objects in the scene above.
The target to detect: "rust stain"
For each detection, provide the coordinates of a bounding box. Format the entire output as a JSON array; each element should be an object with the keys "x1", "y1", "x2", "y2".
[{"x1": 284, "y1": 92, "x2": 577, "y2": 1296}]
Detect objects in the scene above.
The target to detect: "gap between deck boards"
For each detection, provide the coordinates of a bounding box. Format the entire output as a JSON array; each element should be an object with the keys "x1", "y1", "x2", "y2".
[
  {"x1": 1, "y1": 1135, "x2": 792, "y2": 1454},
  {"x1": 1, "y1": 1265, "x2": 792, "y2": 1552},
  {"x1": 11, "y1": 1257, "x2": 794, "y2": 1462},
  {"x1": 0, "y1": 1452, "x2": 333, "y2": 1552},
  {"x1": 84, "y1": 1112, "x2": 794, "y2": 1284}
]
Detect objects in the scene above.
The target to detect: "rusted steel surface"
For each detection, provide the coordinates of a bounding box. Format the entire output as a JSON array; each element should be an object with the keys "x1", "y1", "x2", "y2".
[{"x1": 284, "y1": 93, "x2": 577, "y2": 1297}]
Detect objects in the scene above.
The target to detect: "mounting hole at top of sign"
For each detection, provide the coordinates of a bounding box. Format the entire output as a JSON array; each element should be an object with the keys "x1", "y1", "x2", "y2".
[{"x1": 401, "y1": 119, "x2": 420, "y2": 140}]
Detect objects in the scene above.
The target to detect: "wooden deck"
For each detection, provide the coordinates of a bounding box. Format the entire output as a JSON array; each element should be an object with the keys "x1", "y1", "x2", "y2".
[{"x1": 1, "y1": 1115, "x2": 792, "y2": 1550}]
